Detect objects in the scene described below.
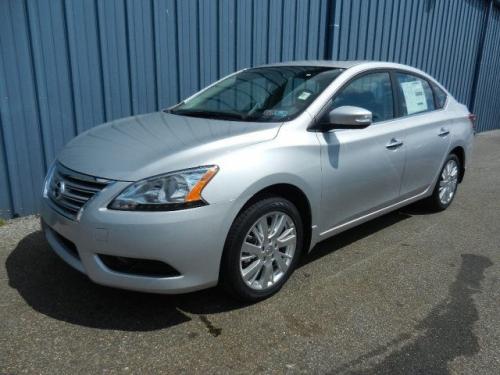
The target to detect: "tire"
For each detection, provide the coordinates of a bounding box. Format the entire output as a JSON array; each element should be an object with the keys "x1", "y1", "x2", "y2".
[
  {"x1": 220, "y1": 196, "x2": 304, "y2": 302},
  {"x1": 427, "y1": 153, "x2": 461, "y2": 211}
]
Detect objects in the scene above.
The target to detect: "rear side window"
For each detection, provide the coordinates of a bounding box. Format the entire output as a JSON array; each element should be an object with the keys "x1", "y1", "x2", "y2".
[
  {"x1": 395, "y1": 73, "x2": 435, "y2": 116},
  {"x1": 432, "y1": 84, "x2": 448, "y2": 109},
  {"x1": 328, "y1": 72, "x2": 394, "y2": 123}
]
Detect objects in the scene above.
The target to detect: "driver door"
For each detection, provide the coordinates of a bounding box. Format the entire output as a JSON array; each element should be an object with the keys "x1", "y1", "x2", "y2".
[{"x1": 316, "y1": 71, "x2": 407, "y2": 234}]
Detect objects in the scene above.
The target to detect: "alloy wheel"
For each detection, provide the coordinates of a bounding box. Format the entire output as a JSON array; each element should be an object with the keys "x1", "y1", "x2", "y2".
[
  {"x1": 239, "y1": 211, "x2": 297, "y2": 290},
  {"x1": 438, "y1": 159, "x2": 459, "y2": 205}
]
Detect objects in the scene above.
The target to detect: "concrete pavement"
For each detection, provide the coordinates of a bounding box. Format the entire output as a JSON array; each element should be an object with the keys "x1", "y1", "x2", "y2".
[{"x1": 1, "y1": 131, "x2": 499, "y2": 374}]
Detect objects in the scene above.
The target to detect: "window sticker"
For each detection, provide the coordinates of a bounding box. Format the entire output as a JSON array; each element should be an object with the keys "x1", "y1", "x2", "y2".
[
  {"x1": 297, "y1": 90, "x2": 312, "y2": 101},
  {"x1": 400, "y1": 80, "x2": 428, "y2": 115},
  {"x1": 263, "y1": 109, "x2": 288, "y2": 118}
]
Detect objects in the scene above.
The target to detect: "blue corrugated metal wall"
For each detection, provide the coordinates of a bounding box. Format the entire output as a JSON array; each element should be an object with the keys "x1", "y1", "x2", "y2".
[
  {"x1": 0, "y1": 0, "x2": 498, "y2": 218},
  {"x1": 326, "y1": 0, "x2": 486, "y2": 107},
  {"x1": 324, "y1": 0, "x2": 499, "y2": 132},
  {"x1": 473, "y1": 1, "x2": 500, "y2": 132},
  {"x1": 0, "y1": 0, "x2": 328, "y2": 218}
]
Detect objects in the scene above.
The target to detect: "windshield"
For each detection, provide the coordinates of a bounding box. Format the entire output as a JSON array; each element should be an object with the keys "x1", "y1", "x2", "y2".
[{"x1": 168, "y1": 66, "x2": 343, "y2": 122}]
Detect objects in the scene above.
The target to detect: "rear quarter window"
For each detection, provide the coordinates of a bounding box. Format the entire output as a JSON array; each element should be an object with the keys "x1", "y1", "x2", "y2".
[
  {"x1": 432, "y1": 84, "x2": 448, "y2": 109},
  {"x1": 395, "y1": 73, "x2": 436, "y2": 116}
]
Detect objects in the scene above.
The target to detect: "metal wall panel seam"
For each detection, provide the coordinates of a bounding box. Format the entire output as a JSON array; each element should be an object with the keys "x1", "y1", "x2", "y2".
[
  {"x1": 299, "y1": 0, "x2": 311, "y2": 58},
  {"x1": 0, "y1": 47, "x2": 17, "y2": 217},
  {"x1": 383, "y1": 0, "x2": 394, "y2": 62},
  {"x1": 357, "y1": 0, "x2": 368, "y2": 59},
  {"x1": 61, "y1": 0, "x2": 79, "y2": 140},
  {"x1": 0, "y1": 113, "x2": 14, "y2": 218},
  {"x1": 173, "y1": 0, "x2": 181, "y2": 102},
  {"x1": 195, "y1": 0, "x2": 201, "y2": 92},
  {"x1": 445, "y1": 0, "x2": 460, "y2": 87},
  {"x1": 365, "y1": 0, "x2": 377, "y2": 60},
  {"x1": 24, "y1": 0, "x2": 50, "y2": 171},
  {"x1": 122, "y1": 0, "x2": 135, "y2": 114},
  {"x1": 150, "y1": 0, "x2": 159, "y2": 110},
  {"x1": 23, "y1": 0, "x2": 48, "y2": 202},
  {"x1": 450, "y1": 0, "x2": 468, "y2": 101},
  {"x1": 389, "y1": 0, "x2": 403, "y2": 62},
  {"x1": 313, "y1": 0, "x2": 326, "y2": 59},
  {"x1": 462, "y1": 1, "x2": 481, "y2": 102},
  {"x1": 94, "y1": 0, "x2": 109, "y2": 122},
  {"x1": 470, "y1": 0, "x2": 492, "y2": 113},
  {"x1": 1, "y1": 0, "x2": 46, "y2": 215},
  {"x1": 373, "y1": 0, "x2": 384, "y2": 61},
  {"x1": 460, "y1": 2, "x2": 481, "y2": 103},
  {"x1": 416, "y1": 0, "x2": 429, "y2": 69},
  {"x1": 332, "y1": 0, "x2": 342, "y2": 60},
  {"x1": 424, "y1": 0, "x2": 438, "y2": 73},
  {"x1": 412, "y1": 0, "x2": 424, "y2": 66},
  {"x1": 433, "y1": 0, "x2": 445, "y2": 74},
  {"x1": 434, "y1": 0, "x2": 451, "y2": 82}
]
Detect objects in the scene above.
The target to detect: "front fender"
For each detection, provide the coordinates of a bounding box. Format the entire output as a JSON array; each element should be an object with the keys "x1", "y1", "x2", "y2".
[{"x1": 203, "y1": 134, "x2": 323, "y2": 251}]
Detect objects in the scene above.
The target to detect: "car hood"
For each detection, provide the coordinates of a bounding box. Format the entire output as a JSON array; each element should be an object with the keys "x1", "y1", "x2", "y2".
[{"x1": 57, "y1": 112, "x2": 281, "y2": 181}]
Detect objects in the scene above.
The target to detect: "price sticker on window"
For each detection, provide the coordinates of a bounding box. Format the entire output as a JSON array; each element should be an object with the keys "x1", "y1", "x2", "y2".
[{"x1": 401, "y1": 80, "x2": 428, "y2": 115}]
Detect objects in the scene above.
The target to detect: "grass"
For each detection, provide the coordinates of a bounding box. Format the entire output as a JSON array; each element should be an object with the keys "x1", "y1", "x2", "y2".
[{"x1": 0, "y1": 218, "x2": 6, "y2": 227}]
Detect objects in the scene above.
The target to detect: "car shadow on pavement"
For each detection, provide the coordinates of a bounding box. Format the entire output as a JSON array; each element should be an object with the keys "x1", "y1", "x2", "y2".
[
  {"x1": 5, "y1": 230, "x2": 246, "y2": 331},
  {"x1": 5, "y1": 207, "x2": 423, "y2": 332},
  {"x1": 302, "y1": 209, "x2": 414, "y2": 266}
]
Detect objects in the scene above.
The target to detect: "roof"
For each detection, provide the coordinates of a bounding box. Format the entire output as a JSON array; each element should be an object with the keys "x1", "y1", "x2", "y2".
[
  {"x1": 257, "y1": 60, "x2": 439, "y2": 85},
  {"x1": 259, "y1": 60, "x2": 369, "y2": 69},
  {"x1": 254, "y1": 60, "x2": 449, "y2": 94}
]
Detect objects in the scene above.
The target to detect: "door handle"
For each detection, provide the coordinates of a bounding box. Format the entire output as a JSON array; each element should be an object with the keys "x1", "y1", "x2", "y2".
[
  {"x1": 438, "y1": 128, "x2": 450, "y2": 137},
  {"x1": 386, "y1": 138, "x2": 404, "y2": 150}
]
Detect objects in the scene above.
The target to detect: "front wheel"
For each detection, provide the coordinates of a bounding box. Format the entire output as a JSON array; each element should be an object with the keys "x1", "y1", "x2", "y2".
[
  {"x1": 427, "y1": 154, "x2": 461, "y2": 211},
  {"x1": 220, "y1": 197, "x2": 303, "y2": 302}
]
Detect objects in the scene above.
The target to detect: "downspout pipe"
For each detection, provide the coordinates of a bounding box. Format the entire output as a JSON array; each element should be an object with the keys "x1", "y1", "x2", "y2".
[
  {"x1": 469, "y1": 0, "x2": 493, "y2": 113},
  {"x1": 324, "y1": 0, "x2": 336, "y2": 60}
]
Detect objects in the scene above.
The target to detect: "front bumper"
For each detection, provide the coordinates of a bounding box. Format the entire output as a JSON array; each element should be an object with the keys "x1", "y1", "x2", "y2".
[{"x1": 40, "y1": 181, "x2": 235, "y2": 294}]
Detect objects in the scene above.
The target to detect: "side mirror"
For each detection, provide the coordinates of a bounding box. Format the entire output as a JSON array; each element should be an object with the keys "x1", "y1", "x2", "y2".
[{"x1": 319, "y1": 106, "x2": 372, "y2": 130}]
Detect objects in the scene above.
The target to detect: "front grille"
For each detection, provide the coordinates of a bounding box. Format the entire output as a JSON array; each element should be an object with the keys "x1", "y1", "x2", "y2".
[{"x1": 48, "y1": 163, "x2": 111, "y2": 220}]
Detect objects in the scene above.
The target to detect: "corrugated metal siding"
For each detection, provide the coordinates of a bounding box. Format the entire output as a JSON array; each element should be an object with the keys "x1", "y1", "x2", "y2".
[
  {"x1": 326, "y1": 0, "x2": 487, "y2": 106},
  {"x1": 473, "y1": 4, "x2": 500, "y2": 132},
  {"x1": 0, "y1": 0, "x2": 326, "y2": 218},
  {"x1": 0, "y1": 116, "x2": 12, "y2": 218},
  {"x1": 0, "y1": 0, "x2": 498, "y2": 218},
  {"x1": 0, "y1": 0, "x2": 47, "y2": 217}
]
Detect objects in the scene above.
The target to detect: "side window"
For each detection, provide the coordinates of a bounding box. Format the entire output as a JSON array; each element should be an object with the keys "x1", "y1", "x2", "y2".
[
  {"x1": 432, "y1": 84, "x2": 447, "y2": 109},
  {"x1": 327, "y1": 72, "x2": 394, "y2": 123},
  {"x1": 395, "y1": 73, "x2": 436, "y2": 116}
]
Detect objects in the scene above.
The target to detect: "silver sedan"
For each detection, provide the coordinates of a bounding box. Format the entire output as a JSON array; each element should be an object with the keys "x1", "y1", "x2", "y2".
[{"x1": 41, "y1": 61, "x2": 474, "y2": 301}]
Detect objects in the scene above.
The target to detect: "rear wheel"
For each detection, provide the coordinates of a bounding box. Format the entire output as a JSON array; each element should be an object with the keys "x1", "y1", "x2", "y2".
[
  {"x1": 220, "y1": 197, "x2": 303, "y2": 302},
  {"x1": 427, "y1": 154, "x2": 460, "y2": 211}
]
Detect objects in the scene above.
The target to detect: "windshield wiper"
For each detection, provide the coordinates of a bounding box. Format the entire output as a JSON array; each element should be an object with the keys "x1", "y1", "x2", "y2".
[{"x1": 170, "y1": 110, "x2": 246, "y2": 121}]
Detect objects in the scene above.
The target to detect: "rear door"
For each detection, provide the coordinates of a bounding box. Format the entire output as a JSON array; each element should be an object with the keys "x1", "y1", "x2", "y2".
[
  {"x1": 393, "y1": 72, "x2": 452, "y2": 198},
  {"x1": 317, "y1": 71, "x2": 407, "y2": 233}
]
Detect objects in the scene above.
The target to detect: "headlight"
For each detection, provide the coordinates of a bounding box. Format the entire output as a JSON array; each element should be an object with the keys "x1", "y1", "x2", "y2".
[
  {"x1": 42, "y1": 162, "x2": 56, "y2": 198},
  {"x1": 108, "y1": 166, "x2": 218, "y2": 211}
]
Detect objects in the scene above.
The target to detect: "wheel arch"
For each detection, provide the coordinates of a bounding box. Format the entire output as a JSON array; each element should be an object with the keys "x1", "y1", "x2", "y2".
[
  {"x1": 237, "y1": 183, "x2": 313, "y2": 254},
  {"x1": 218, "y1": 181, "x2": 315, "y2": 291},
  {"x1": 449, "y1": 145, "x2": 466, "y2": 182}
]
